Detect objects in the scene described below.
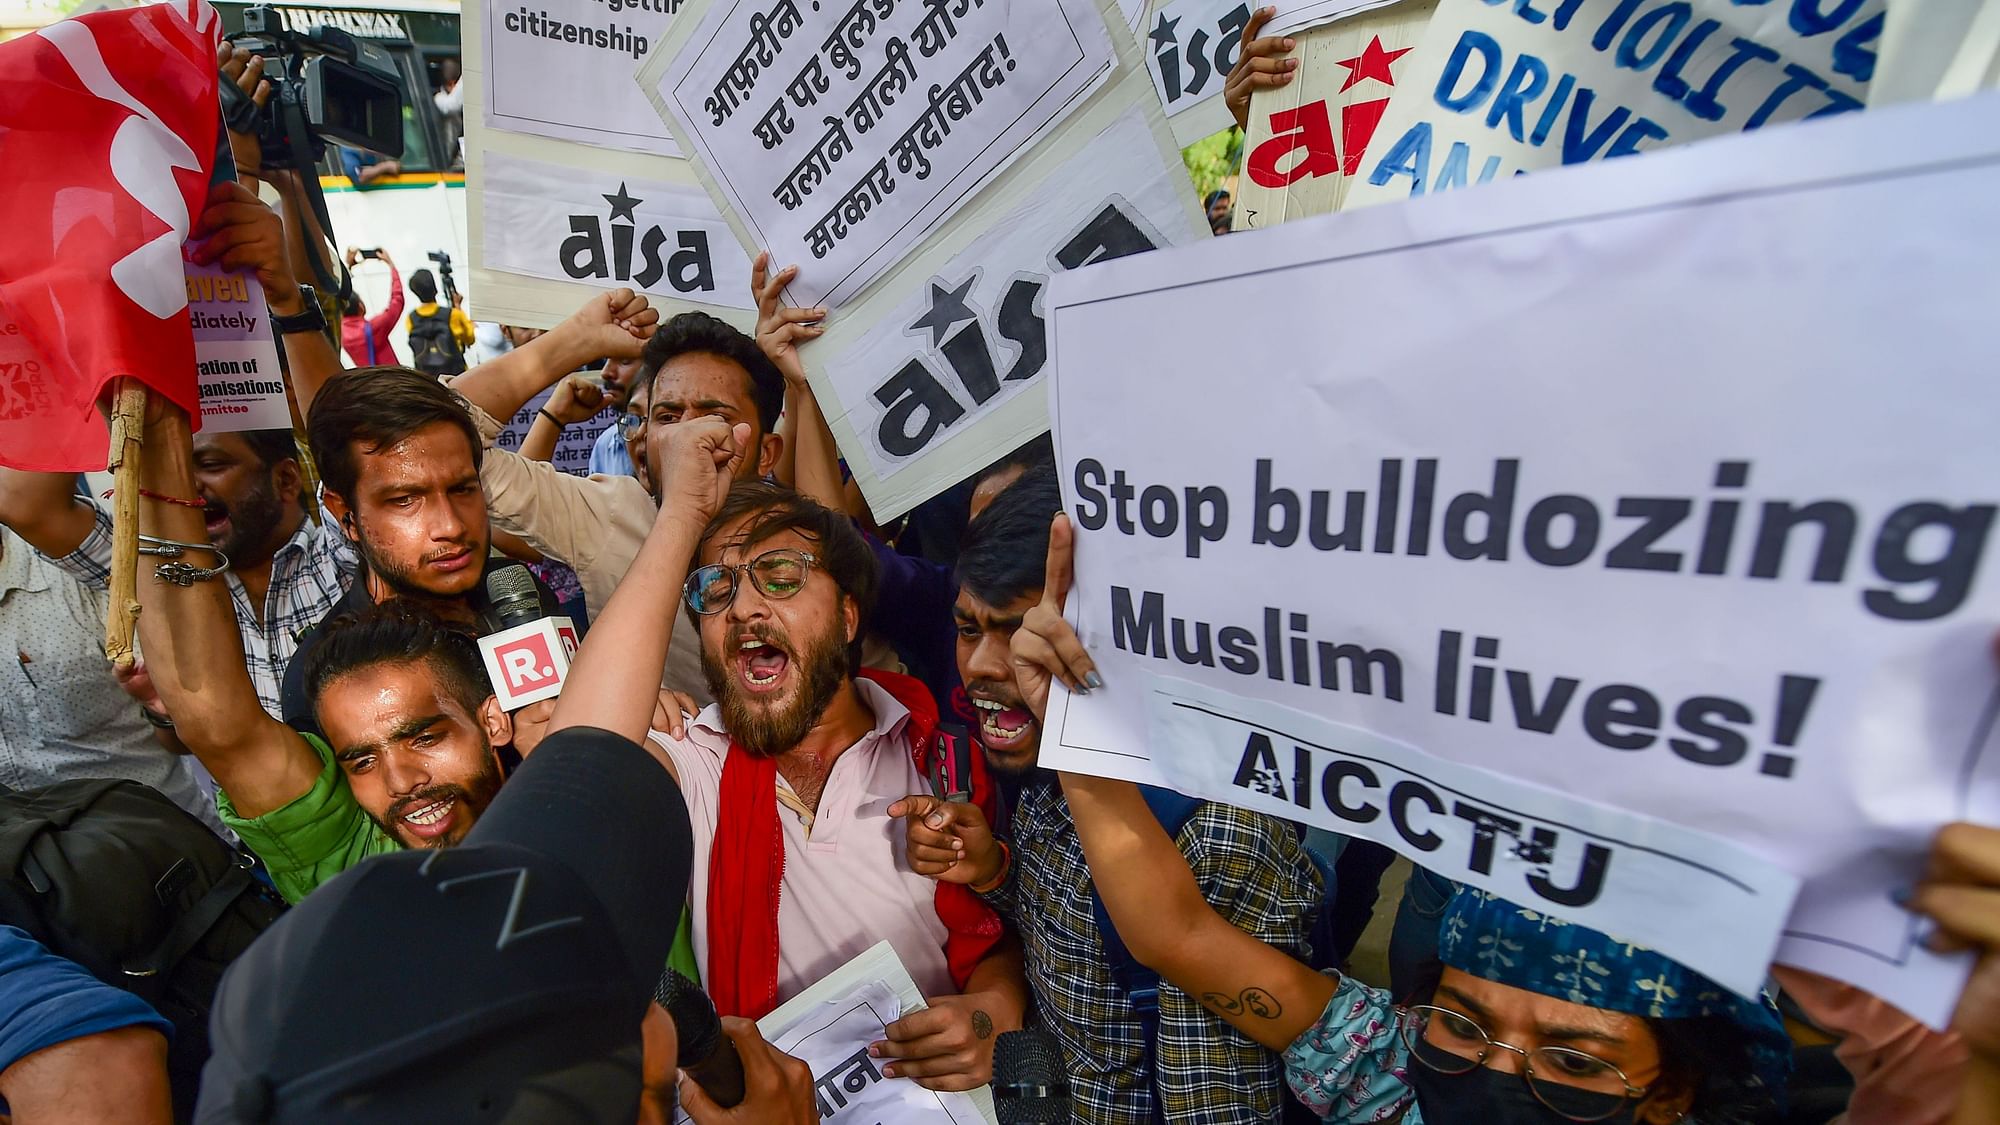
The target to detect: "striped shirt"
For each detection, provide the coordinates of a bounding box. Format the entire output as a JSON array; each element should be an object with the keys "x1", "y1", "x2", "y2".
[
  {"x1": 49, "y1": 505, "x2": 355, "y2": 719},
  {"x1": 983, "y1": 777, "x2": 1322, "y2": 1124}
]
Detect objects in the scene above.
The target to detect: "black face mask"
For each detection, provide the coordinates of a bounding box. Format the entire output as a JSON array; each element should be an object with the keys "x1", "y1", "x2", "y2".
[{"x1": 1406, "y1": 1060, "x2": 1644, "y2": 1125}]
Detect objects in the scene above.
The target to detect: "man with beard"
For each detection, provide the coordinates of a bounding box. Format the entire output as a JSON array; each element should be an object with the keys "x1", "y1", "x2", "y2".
[
  {"x1": 893, "y1": 466, "x2": 1325, "y2": 1125},
  {"x1": 124, "y1": 400, "x2": 511, "y2": 902},
  {"x1": 274, "y1": 369, "x2": 574, "y2": 733},
  {"x1": 0, "y1": 425, "x2": 354, "y2": 720},
  {"x1": 619, "y1": 480, "x2": 1029, "y2": 1091}
]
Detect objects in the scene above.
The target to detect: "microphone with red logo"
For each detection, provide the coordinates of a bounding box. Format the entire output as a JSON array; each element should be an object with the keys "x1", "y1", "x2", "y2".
[{"x1": 474, "y1": 563, "x2": 581, "y2": 710}]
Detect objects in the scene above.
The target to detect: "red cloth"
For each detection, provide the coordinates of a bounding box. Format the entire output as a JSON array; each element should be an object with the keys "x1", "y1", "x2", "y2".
[
  {"x1": 706, "y1": 668, "x2": 1006, "y2": 1019},
  {"x1": 0, "y1": 0, "x2": 221, "y2": 471},
  {"x1": 340, "y1": 262, "x2": 404, "y2": 367}
]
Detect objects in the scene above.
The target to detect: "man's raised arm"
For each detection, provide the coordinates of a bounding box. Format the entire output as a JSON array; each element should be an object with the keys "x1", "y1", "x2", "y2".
[
  {"x1": 0, "y1": 468, "x2": 96, "y2": 560},
  {"x1": 132, "y1": 401, "x2": 321, "y2": 818},
  {"x1": 450, "y1": 290, "x2": 660, "y2": 424}
]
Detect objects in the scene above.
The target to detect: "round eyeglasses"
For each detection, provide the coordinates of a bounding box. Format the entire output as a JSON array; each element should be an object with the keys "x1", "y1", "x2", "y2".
[
  {"x1": 1402, "y1": 1005, "x2": 1648, "y2": 1123},
  {"x1": 683, "y1": 548, "x2": 819, "y2": 615}
]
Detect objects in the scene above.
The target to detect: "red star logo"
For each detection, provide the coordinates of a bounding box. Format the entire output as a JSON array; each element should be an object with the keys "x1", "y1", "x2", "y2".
[{"x1": 1334, "y1": 36, "x2": 1411, "y2": 93}]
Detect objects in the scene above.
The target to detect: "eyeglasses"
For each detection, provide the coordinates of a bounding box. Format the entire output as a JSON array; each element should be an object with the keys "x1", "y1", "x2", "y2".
[
  {"x1": 1402, "y1": 1005, "x2": 1647, "y2": 1123},
  {"x1": 683, "y1": 548, "x2": 819, "y2": 615},
  {"x1": 617, "y1": 412, "x2": 646, "y2": 440}
]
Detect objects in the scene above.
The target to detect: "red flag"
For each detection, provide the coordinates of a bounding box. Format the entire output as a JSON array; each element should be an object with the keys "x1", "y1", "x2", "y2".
[{"x1": 0, "y1": 0, "x2": 222, "y2": 471}]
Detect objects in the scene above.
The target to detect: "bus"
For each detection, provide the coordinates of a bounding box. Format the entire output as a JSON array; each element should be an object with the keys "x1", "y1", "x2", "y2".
[{"x1": 213, "y1": 0, "x2": 470, "y2": 361}]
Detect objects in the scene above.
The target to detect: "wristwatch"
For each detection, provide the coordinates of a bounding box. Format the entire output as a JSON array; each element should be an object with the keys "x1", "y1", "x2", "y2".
[{"x1": 270, "y1": 285, "x2": 325, "y2": 335}]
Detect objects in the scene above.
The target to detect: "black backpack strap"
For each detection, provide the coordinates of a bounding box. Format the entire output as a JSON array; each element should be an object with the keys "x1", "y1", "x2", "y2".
[
  {"x1": 123, "y1": 853, "x2": 256, "y2": 986},
  {"x1": 1086, "y1": 786, "x2": 1204, "y2": 1125}
]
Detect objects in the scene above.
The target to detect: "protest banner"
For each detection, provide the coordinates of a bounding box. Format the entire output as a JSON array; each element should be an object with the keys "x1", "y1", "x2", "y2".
[
  {"x1": 1040, "y1": 93, "x2": 2000, "y2": 1025},
  {"x1": 1230, "y1": 0, "x2": 1436, "y2": 228},
  {"x1": 1338, "y1": 0, "x2": 1882, "y2": 209},
  {"x1": 479, "y1": 151, "x2": 753, "y2": 310},
  {"x1": 644, "y1": 0, "x2": 1119, "y2": 311},
  {"x1": 187, "y1": 261, "x2": 291, "y2": 433},
  {"x1": 1142, "y1": 0, "x2": 1253, "y2": 144},
  {"x1": 464, "y1": 0, "x2": 756, "y2": 331},
  {"x1": 643, "y1": 0, "x2": 1206, "y2": 518},
  {"x1": 482, "y1": 0, "x2": 686, "y2": 156},
  {"x1": 492, "y1": 385, "x2": 619, "y2": 478}
]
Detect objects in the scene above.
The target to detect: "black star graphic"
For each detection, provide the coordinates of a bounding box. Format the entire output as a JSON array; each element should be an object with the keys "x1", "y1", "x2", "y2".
[
  {"x1": 1148, "y1": 12, "x2": 1180, "y2": 51},
  {"x1": 602, "y1": 183, "x2": 641, "y2": 223},
  {"x1": 907, "y1": 276, "x2": 978, "y2": 346}
]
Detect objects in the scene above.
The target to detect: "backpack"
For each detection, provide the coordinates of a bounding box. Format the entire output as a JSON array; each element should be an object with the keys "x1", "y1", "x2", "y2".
[
  {"x1": 1088, "y1": 788, "x2": 1337, "y2": 1125},
  {"x1": 407, "y1": 305, "x2": 466, "y2": 376},
  {"x1": 0, "y1": 779, "x2": 286, "y2": 1122}
]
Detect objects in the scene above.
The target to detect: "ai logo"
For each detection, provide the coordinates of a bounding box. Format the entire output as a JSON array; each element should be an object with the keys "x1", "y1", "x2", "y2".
[{"x1": 561, "y1": 182, "x2": 719, "y2": 295}]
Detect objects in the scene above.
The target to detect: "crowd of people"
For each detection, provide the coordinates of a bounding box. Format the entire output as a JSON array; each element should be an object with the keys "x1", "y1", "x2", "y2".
[{"x1": 0, "y1": 20, "x2": 1995, "y2": 1125}]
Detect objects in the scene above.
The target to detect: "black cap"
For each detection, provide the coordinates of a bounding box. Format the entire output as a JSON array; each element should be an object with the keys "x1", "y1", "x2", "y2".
[{"x1": 198, "y1": 728, "x2": 691, "y2": 1123}]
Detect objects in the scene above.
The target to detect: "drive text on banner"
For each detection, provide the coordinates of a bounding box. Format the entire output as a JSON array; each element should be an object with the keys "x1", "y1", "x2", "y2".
[
  {"x1": 1341, "y1": 0, "x2": 1882, "y2": 208},
  {"x1": 1040, "y1": 93, "x2": 2000, "y2": 1027}
]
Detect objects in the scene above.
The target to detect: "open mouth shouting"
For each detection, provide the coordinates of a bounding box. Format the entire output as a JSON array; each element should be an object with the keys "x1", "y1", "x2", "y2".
[
  {"x1": 971, "y1": 695, "x2": 1037, "y2": 753},
  {"x1": 202, "y1": 501, "x2": 230, "y2": 541},
  {"x1": 389, "y1": 789, "x2": 464, "y2": 844},
  {"x1": 735, "y1": 632, "x2": 794, "y2": 695}
]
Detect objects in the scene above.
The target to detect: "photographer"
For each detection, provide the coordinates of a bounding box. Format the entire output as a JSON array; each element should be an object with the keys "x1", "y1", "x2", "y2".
[
  {"x1": 340, "y1": 247, "x2": 403, "y2": 367},
  {"x1": 406, "y1": 266, "x2": 472, "y2": 378}
]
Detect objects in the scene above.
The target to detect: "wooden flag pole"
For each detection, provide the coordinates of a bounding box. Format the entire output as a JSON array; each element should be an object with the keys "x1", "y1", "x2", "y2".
[{"x1": 104, "y1": 376, "x2": 149, "y2": 667}]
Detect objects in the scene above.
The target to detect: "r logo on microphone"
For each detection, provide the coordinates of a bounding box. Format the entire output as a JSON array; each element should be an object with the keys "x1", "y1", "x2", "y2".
[{"x1": 478, "y1": 619, "x2": 574, "y2": 710}]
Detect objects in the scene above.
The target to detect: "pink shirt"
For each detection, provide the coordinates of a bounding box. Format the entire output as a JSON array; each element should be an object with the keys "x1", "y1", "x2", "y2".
[{"x1": 649, "y1": 678, "x2": 953, "y2": 1005}]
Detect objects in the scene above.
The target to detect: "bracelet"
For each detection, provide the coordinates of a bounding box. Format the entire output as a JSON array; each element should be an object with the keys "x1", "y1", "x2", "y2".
[
  {"x1": 102, "y1": 488, "x2": 207, "y2": 509},
  {"x1": 140, "y1": 708, "x2": 175, "y2": 730},
  {"x1": 137, "y1": 534, "x2": 224, "y2": 559},
  {"x1": 153, "y1": 551, "x2": 230, "y2": 586},
  {"x1": 537, "y1": 408, "x2": 566, "y2": 429},
  {"x1": 970, "y1": 840, "x2": 1012, "y2": 895}
]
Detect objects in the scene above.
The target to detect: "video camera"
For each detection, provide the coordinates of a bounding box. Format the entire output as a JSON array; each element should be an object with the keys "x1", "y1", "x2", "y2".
[
  {"x1": 427, "y1": 250, "x2": 460, "y2": 306},
  {"x1": 224, "y1": 5, "x2": 404, "y2": 170}
]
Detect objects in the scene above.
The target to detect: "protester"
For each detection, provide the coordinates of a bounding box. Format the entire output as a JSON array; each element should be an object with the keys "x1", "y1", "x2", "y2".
[
  {"x1": 0, "y1": 926, "x2": 174, "y2": 1124},
  {"x1": 1011, "y1": 514, "x2": 1787, "y2": 1124},
  {"x1": 339, "y1": 246, "x2": 403, "y2": 367},
  {"x1": 443, "y1": 275, "x2": 793, "y2": 698},
  {"x1": 404, "y1": 268, "x2": 473, "y2": 377},
  {"x1": 432, "y1": 56, "x2": 464, "y2": 167},
  {"x1": 896, "y1": 476, "x2": 1323, "y2": 1121},
  {"x1": 589, "y1": 355, "x2": 647, "y2": 476},
  {"x1": 573, "y1": 457, "x2": 1028, "y2": 1087},
  {"x1": 0, "y1": 524, "x2": 221, "y2": 830}
]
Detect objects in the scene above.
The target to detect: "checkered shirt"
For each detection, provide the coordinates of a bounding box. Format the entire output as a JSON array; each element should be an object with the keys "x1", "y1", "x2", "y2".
[
  {"x1": 50, "y1": 505, "x2": 355, "y2": 718},
  {"x1": 982, "y1": 777, "x2": 1322, "y2": 1124}
]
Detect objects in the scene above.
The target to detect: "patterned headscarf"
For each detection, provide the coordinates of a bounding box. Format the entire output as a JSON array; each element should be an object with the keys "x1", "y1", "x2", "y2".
[{"x1": 1436, "y1": 887, "x2": 1793, "y2": 1104}]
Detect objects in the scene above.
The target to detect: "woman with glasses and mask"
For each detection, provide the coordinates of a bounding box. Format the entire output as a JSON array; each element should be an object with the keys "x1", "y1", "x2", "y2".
[
  {"x1": 1059, "y1": 768, "x2": 1789, "y2": 1124},
  {"x1": 1004, "y1": 519, "x2": 1791, "y2": 1125}
]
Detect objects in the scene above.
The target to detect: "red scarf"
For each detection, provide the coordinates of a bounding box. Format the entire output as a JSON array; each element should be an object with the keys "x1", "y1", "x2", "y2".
[{"x1": 705, "y1": 668, "x2": 1005, "y2": 1019}]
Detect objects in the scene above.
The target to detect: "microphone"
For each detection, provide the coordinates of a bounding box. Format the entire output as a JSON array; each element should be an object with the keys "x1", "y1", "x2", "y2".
[
  {"x1": 474, "y1": 563, "x2": 580, "y2": 710},
  {"x1": 484, "y1": 561, "x2": 546, "y2": 630},
  {"x1": 993, "y1": 1028, "x2": 1069, "y2": 1124},
  {"x1": 656, "y1": 969, "x2": 746, "y2": 1108}
]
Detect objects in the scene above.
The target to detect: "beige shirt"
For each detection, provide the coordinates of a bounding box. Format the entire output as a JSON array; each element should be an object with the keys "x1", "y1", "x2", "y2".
[
  {"x1": 648, "y1": 678, "x2": 955, "y2": 1004},
  {"x1": 461, "y1": 398, "x2": 710, "y2": 703}
]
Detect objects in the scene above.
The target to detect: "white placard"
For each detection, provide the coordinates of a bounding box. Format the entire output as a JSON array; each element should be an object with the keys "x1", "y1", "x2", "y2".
[
  {"x1": 1266, "y1": 0, "x2": 1400, "y2": 38},
  {"x1": 483, "y1": 0, "x2": 686, "y2": 156},
  {"x1": 480, "y1": 151, "x2": 754, "y2": 310},
  {"x1": 1041, "y1": 93, "x2": 2000, "y2": 1027},
  {"x1": 817, "y1": 104, "x2": 1198, "y2": 487},
  {"x1": 1141, "y1": 0, "x2": 1252, "y2": 144},
  {"x1": 645, "y1": 0, "x2": 1118, "y2": 309},
  {"x1": 188, "y1": 263, "x2": 289, "y2": 434},
  {"x1": 1341, "y1": 0, "x2": 1881, "y2": 209}
]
